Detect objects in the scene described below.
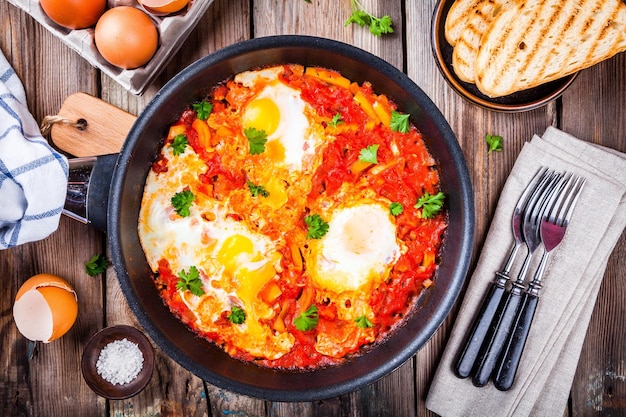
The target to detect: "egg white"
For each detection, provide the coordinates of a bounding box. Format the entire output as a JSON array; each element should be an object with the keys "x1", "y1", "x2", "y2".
[
  {"x1": 237, "y1": 66, "x2": 323, "y2": 175},
  {"x1": 138, "y1": 144, "x2": 294, "y2": 358},
  {"x1": 306, "y1": 201, "x2": 402, "y2": 295}
]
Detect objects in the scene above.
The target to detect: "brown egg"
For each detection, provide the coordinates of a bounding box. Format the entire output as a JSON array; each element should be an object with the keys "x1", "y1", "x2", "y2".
[
  {"x1": 139, "y1": 0, "x2": 189, "y2": 14},
  {"x1": 39, "y1": 0, "x2": 106, "y2": 29},
  {"x1": 13, "y1": 274, "x2": 79, "y2": 343},
  {"x1": 94, "y1": 6, "x2": 159, "y2": 70}
]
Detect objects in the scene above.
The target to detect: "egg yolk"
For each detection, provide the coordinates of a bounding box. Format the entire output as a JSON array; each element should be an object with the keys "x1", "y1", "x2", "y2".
[
  {"x1": 242, "y1": 98, "x2": 280, "y2": 136},
  {"x1": 216, "y1": 234, "x2": 277, "y2": 335},
  {"x1": 217, "y1": 234, "x2": 255, "y2": 274}
]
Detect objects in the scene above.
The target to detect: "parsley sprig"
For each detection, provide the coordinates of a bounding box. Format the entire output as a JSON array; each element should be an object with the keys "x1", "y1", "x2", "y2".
[
  {"x1": 228, "y1": 305, "x2": 246, "y2": 324},
  {"x1": 304, "y1": 214, "x2": 329, "y2": 239},
  {"x1": 192, "y1": 100, "x2": 213, "y2": 121},
  {"x1": 328, "y1": 113, "x2": 344, "y2": 128},
  {"x1": 244, "y1": 127, "x2": 268, "y2": 154},
  {"x1": 247, "y1": 180, "x2": 270, "y2": 198},
  {"x1": 355, "y1": 315, "x2": 374, "y2": 329},
  {"x1": 415, "y1": 191, "x2": 445, "y2": 219},
  {"x1": 486, "y1": 134, "x2": 503, "y2": 154},
  {"x1": 294, "y1": 304, "x2": 319, "y2": 331},
  {"x1": 359, "y1": 144, "x2": 379, "y2": 164},
  {"x1": 390, "y1": 111, "x2": 410, "y2": 133},
  {"x1": 345, "y1": 0, "x2": 394, "y2": 36},
  {"x1": 176, "y1": 266, "x2": 205, "y2": 296},
  {"x1": 171, "y1": 189, "x2": 195, "y2": 217},
  {"x1": 171, "y1": 134, "x2": 188, "y2": 156},
  {"x1": 390, "y1": 202, "x2": 403, "y2": 216},
  {"x1": 85, "y1": 253, "x2": 108, "y2": 276}
]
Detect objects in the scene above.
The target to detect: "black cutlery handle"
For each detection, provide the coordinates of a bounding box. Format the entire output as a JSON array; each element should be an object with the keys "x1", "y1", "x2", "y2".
[
  {"x1": 471, "y1": 282, "x2": 524, "y2": 387},
  {"x1": 454, "y1": 275, "x2": 508, "y2": 378},
  {"x1": 493, "y1": 292, "x2": 539, "y2": 391}
]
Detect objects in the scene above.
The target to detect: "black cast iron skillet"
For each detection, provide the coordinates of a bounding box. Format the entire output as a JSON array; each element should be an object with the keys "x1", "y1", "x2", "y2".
[{"x1": 71, "y1": 35, "x2": 474, "y2": 401}]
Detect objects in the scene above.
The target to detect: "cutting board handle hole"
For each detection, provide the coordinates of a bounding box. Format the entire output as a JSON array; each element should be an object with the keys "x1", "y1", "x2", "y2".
[{"x1": 75, "y1": 118, "x2": 88, "y2": 131}]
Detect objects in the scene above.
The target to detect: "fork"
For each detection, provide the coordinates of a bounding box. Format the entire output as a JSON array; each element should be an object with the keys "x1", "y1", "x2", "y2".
[
  {"x1": 471, "y1": 170, "x2": 562, "y2": 387},
  {"x1": 454, "y1": 167, "x2": 550, "y2": 378},
  {"x1": 493, "y1": 174, "x2": 585, "y2": 391}
]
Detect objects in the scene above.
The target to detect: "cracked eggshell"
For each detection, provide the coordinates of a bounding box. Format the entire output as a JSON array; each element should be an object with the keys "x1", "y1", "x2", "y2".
[
  {"x1": 138, "y1": 0, "x2": 189, "y2": 14},
  {"x1": 13, "y1": 274, "x2": 78, "y2": 343}
]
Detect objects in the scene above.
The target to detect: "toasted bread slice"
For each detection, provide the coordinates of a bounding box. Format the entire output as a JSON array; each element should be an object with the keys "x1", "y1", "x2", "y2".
[
  {"x1": 451, "y1": 0, "x2": 510, "y2": 82},
  {"x1": 475, "y1": 0, "x2": 626, "y2": 97},
  {"x1": 445, "y1": 0, "x2": 482, "y2": 46}
]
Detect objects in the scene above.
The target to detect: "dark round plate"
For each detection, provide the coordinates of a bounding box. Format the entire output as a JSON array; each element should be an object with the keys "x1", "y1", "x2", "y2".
[
  {"x1": 431, "y1": 0, "x2": 578, "y2": 112},
  {"x1": 81, "y1": 325, "x2": 155, "y2": 399}
]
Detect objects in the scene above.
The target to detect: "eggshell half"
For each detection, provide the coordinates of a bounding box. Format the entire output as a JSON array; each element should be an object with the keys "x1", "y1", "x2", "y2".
[
  {"x1": 13, "y1": 274, "x2": 78, "y2": 343},
  {"x1": 139, "y1": 0, "x2": 189, "y2": 14}
]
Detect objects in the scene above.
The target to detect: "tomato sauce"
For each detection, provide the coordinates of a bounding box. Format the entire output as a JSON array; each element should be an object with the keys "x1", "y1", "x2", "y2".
[{"x1": 147, "y1": 65, "x2": 447, "y2": 370}]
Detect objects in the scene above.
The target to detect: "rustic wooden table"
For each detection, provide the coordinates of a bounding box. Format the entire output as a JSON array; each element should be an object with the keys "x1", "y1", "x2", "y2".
[{"x1": 1, "y1": 1, "x2": 624, "y2": 416}]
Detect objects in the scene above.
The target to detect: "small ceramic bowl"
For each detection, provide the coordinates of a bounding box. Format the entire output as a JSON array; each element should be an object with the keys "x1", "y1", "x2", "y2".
[
  {"x1": 81, "y1": 325, "x2": 155, "y2": 399},
  {"x1": 431, "y1": 0, "x2": 578, "y2": 112}
]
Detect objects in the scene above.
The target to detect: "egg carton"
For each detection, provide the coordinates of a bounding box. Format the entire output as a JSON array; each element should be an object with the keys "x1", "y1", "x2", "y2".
[{"x1": 7, "y1": 0, "x2": 215, "y2": 95}]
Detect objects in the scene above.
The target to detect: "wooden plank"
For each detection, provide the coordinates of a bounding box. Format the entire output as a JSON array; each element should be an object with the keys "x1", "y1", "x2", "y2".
[
  {"x1": 562, "y1": 52, "x2": 626, "y2": 416},
  {"x1": 253, "y1": 1, "x2": 411, "y2": 416},
  {"x1": 407, "y1": 1, "x2": 563, "y2": 415},
  {"x1": 0, "y1": 1, "x2": 105, "y2": 416},
  {"x1": 98, "y1": 0, "x2": 255, "y2": 416}
]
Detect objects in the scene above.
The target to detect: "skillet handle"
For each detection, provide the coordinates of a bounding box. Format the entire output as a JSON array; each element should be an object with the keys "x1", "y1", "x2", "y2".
[{"x1": 63, "y1": 154, "x2": 118, "y2": 232}]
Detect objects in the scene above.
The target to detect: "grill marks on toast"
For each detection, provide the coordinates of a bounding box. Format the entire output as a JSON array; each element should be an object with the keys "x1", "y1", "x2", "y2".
[
  {"x1": 445, "y1": 0, "x2": 486, "y2": 45},
  {"x1": 476, "y1": 1, "x2": 555, "y2": 95},
  {"x1": 445, "y1": 0, "x2": 626, "y2": 97},
  {"x1": 452, "y1": 0, "x2": 507, "y2": 82},
  {"x1": 542, "y1": 1, "x2": 602, "y2": 79}
]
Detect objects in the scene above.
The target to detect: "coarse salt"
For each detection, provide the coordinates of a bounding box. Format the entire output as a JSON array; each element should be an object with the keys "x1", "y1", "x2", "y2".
[{"x1": 96, "y1": 338, "x2": 144, "y2": 385}]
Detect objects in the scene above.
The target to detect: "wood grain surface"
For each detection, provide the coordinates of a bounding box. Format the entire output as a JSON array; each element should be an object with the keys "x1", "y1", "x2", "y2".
[{"x1": 0, "y1": 0, "x2": 624, "y2": 416}]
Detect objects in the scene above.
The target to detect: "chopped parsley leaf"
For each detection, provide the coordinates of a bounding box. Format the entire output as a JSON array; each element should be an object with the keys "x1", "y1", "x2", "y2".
[
  {"x1": 345, "y1": 0, "x2": 394, "y2": 36},
  {"x1": 390, "y1": 202, "x2": 403, "y2": 216},
  {"x1": 328, "y1": 113, "x2": 345, "y2": 128},
  {"x1": 244, "y1": 127, "x2": 268, "y2": 155},
  {"x1": 359, "y1": 144, "x2": 379, "y2": 164},
  {"x1": 247, "y1": 180, "x2": 270, "y2": 198},
  {"x1": 415, "y1": 191, "x2": 445, "y2": 219},
  {"x1": 355, "y1": 315, "x2": 374, "y2": 328},
  {"x1": 176, "y1": 266, "x2": 204, "y2": 296},
  {"x1": 85, "y1": 253, "x2": 108, "y2": 276},
  {"x1": 171, "y1": 134, "x2": 188, "y2": 156},
  {"x1": 171, "y1": 189, "x2": 195, "y2": 217},
  {"x1": 390, "y1": 111, "x2": 410, "y2": 133},
  {"x1": 294, "y1": 305, "x2": 319, "y2": 331},
  {"x1": 228, "y1": 306, "x2": 246, "y2": 324},
  {"x1": 304, "y1": 214, "x2": 329, "y2": 239},
  {"x1": 192, "y1": 100, "x2": 213, "y2": 121},
  {"x1": 486, "y1": 134, "x2": 503, "y2": 154}
]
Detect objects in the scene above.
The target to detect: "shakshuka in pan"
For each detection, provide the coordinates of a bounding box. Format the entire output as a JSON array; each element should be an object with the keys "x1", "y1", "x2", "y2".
[{"x1": 138, "y1": 64, "x2": 447, "y2": 369}]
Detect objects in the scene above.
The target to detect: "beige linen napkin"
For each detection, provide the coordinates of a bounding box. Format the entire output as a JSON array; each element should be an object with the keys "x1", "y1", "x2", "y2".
[{"x1": 426, "y1": 127, "x2": 626, "y2": 416}]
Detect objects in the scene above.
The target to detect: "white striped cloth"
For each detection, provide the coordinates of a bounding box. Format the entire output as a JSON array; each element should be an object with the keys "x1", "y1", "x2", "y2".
[{"x1": 0, "y1": 48, "x2": 68, "y2": 249}]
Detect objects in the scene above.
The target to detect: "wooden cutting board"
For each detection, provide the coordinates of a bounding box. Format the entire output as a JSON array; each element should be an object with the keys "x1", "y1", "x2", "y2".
[{"x1": 49, "y1": 92, "x2": 136, "y2": 156}]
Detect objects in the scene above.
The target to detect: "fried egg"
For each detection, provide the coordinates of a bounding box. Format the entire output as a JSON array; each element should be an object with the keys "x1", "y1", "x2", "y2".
[
  {"x1": 237, "y1": 67, "x2": 323, "y2": 174},
  {"x1": 305, "y1": 201, "x2": 402, "y2": 302},
  {"x1": 304, "y1": 200, "x2": 402, "y2": 356},
  {"x1": 139, "y1": 146, "x2": 293, "y2": 359}
]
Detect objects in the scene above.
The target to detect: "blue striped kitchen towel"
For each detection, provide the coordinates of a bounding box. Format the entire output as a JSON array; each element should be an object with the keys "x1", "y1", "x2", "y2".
[{"x1": 0, "y1": 47, "x2": 68, "y2": 249}]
